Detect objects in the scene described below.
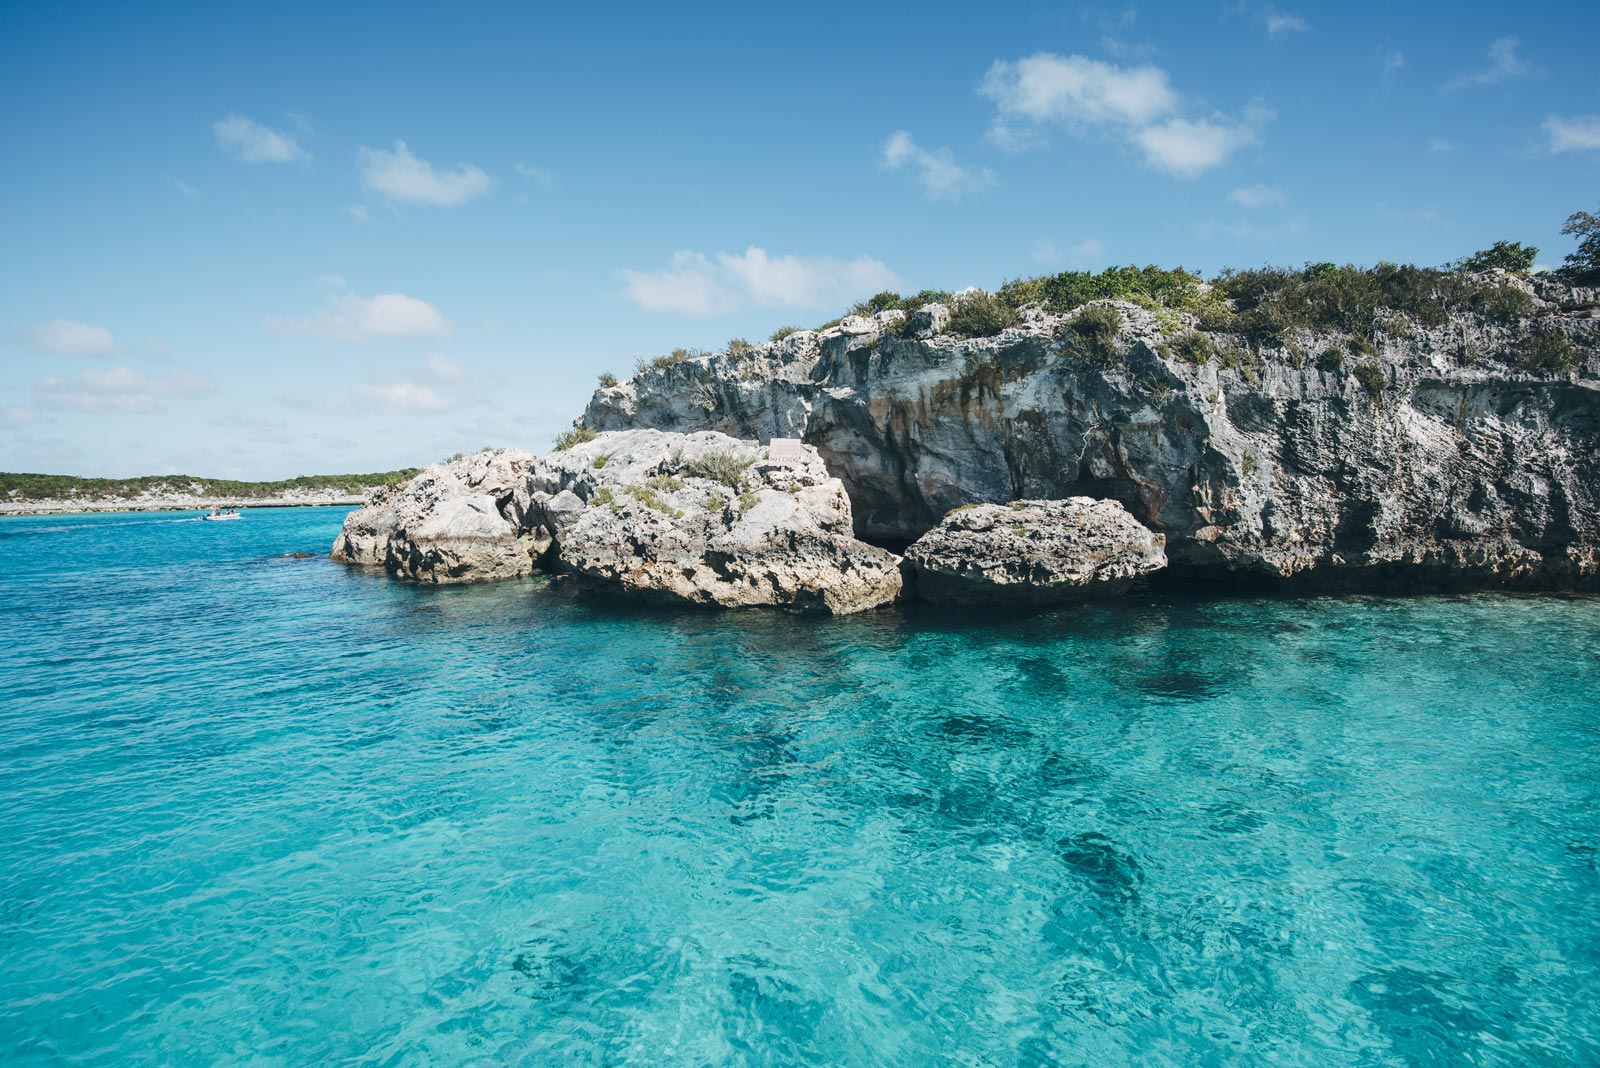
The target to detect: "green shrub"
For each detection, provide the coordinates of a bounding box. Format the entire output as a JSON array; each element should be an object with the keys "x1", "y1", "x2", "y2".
[
  {"x1": 596, "y1": 371, "x2": 618, "y2": 388},
  {"x1": 1454, "y1": 240, "x2": 1538, "y2": 274},
  {"x1": 1559, "y1": 208, "x2": 1600, "y2": 285},
  {"x1": 814, "y1": 317, "x2": 843, "y2": 332},
  {"x1": 681, "y1": 448, "x2": 753, "y2": 488},
  {"x1": 1316, "y1": 347, "x2": 1345, "y2": 371},
  {"x1": 1348, "y1": 335, "x2": 1376, "y2": 358},
  {"x1": 948, "y1": 291, "x2": 1019, "y2": 338},
  {"x1": 592, "y1": 452, "x2": 612, "y2": 469},
  {"x1": 769, "y1": 325, "x2": 802, "y2": 341},
  {"x1": 634, "y1": 349, "x2": 703, "y2": 375},
  {"x1": 850, "y1": 291, "x2": 903, "y2": 317},
  {"x1": 896, "y1": 289, "x2": 953, "y2": 313},
  {"x1": 1509, "y1": 326, "x2": 1581, "y2": 374},
  {"x1": 999, "y1": 265, "x2": 1204, "y2": 314},
  {"x1": 554, "y1": 426, "x2": 597, "y2": 451},
  {"x1": 1471, "y1": 285, "x2": 1535, "y2": 324},
  {"x1": 1067, "y1": 304, "x2": 1124, "y2": 365},
  {"x1": 1353, "y1": 361, "x2": 1387, "y2": 400},
  {"x1": 727, "y1": 338, "x2": 753, "y2": 357}
]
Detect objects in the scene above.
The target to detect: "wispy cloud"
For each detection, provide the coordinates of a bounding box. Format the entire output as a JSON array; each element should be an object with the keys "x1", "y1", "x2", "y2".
[
  {"x1": 513, "y1": 162, "x2": 555, "y2": 187},
  {"x1": 1443, "y1": 37, "x2": 1542, "y2": 93},
  {"x1": 978, "y1": 51, "x2": 1265, "y2": 177},
  {"x1": 1428, "y1": 137, "x2": 1456, "y2": 153},
  {"x1": 358, "y1": 141, "x2": 491, "y2": 205},
  {"x1": 171, "y1": 177, "x2": 199, "y2": 197},
  {"x1": 268, "y1": 287, "x2": 451, "y2": 342},
  {"x1": 1136, "y1": 105, "x2": 1271, "y2": 177},
  {"x1": 1261, "y1": 8, "x2": 1307, "y2": 36},
  {"x1": 621, "y1": 247, "x2": 900, "y2": 317},
  {"x1": 25, "y1": 319, "x2": 117, "y2": 356},
  {"x1": 1544, "y1": 115, "x2": 1600, "y2": 153},
  {"x1": 35, "y1": 366, "x2": 214, "y2": 414},
  {"x1": 354, "y1": 354, "x2": 472, "y2": 414},
  {"x1": 1228, "y1": 183, "x2": 1287, "y2": 209},
  {"x1": 879, "y1": 131, "x2": 994, "y2": 200},
  {"x1": 213, "y1": 113, "x2": 307, "y2": 164}
]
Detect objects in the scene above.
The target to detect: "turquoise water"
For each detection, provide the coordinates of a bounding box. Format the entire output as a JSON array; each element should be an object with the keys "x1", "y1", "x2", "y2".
[{"x1": 3, "y1": 508, "x2": 1599, "y2": 1067}]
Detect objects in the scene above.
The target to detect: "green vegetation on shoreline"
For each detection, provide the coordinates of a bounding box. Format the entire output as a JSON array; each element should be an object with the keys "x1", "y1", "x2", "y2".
[{"x1": 1, "y1": 469, "x2": 422, "y2": 503}]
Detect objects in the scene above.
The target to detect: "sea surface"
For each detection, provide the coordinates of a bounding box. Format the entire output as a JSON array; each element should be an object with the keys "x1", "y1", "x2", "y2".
[{"x1": 2, "y1": 507, "x2": 1598, "y2": 1068}]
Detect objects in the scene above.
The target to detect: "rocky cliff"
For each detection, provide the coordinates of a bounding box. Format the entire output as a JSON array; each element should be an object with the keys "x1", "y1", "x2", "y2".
[{"x1": 582, "y1": 276, "x2": 1600, "y2": 591}]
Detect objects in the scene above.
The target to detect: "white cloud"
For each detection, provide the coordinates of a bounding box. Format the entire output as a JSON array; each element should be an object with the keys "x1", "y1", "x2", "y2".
[
  {"x1": 1428, "y1": 137, "x2": 1456, "y2": 153},
  {"x1": 1228, "y1": 183, "x2": 1287, "y2": 208},
  {"x1": 2, "y1": 405, "x2": 33, "y2": 429},
  {"x1": 621, "y1": 252, "x2": 736, "y2": 317},
  {"x1": 980, "y1": 53, "x2": 1179, "y2": 131},
  {"x1": 35, "y1": 366, "x2": 215, "y2": 414},
  {"x1": 348, "y1": 204, "x2": 370, "y2": 223},
  {"x1": 1544, "y1": 115, "x2": 1600, "y2": 153},
  {"x1": 879, "y1": 131, "x2": 994, "y2": 201},
  {"x1": 213, "y1": 113, "x2": 307, "y2": 164},
  {"x1": 979, "y1": 51, "x2": 1264, "y2": 177},
  {"x1": 1444, "y1": 37, "x2": 1542, "y2": 92},
  {"x1": 621, "y1": 247, "x2": 900, "y2": 317},
  {"x1": 268, "y1": 290, "x2": 451, "y2": 342},
  {"x1": 352, "y1": 353, "x2": 472, "y2": 414},
  {"x1": 354, "y1": 382, "x2": 453, "y2": 414},
  {"x1": 1136, "y1": 107, "x2": 1269, "y2": 178},
  {"x1": 26, "y1": 319, "x2": 117, "y2": 356},
  {"x1": 358, "y1": 141, "x2": 491, "y2": 205},
  {"x1": 1070, "y1": 238, "x2": 1105, "y2": 261},
  {"x1": 513, "y1": 162, "x2": 555, "y2": 186},
  {"x1": 1262, "y1": 9, "x2": 1307, "y2": 36},
  {"x1": 172, "y1": 177, "x2": 198, "y2": 197}
]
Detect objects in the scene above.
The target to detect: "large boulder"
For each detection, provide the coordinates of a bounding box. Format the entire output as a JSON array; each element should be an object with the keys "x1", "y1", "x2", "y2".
[
  {"x1": 533, "y1": 429, "x2": 902, "y2": 614},
  {"x1": 905, "y1": 497, "x2": 1167, "y2": 605},
  {"x1": 331, "y1": 448, "x2": 549, "y2": 583},
  {"x1": 330, "y1": 431, "x2": 902, "y2": 614}
]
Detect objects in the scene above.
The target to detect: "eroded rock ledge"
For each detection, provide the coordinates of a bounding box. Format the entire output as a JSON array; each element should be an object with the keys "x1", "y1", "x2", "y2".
[{"x1": 580, "y1": 282, "x2": 1600, "y2": 592}]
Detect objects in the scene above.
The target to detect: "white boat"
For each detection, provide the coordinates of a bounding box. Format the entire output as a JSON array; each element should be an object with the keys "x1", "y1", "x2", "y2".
[{"x1": 200, "y1": 508, "x2": 242, "y2": 521}]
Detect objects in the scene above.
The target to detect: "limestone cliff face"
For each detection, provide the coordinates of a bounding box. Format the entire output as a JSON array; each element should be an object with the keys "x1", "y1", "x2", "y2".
[{"x1": 582, "y1": 281, "x2": 1600, "y2": 590}]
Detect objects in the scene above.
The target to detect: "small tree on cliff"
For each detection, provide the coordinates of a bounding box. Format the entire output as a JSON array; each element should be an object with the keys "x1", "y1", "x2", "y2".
[
  {"x1": 1454, "y1": 240, "x2": 1538, "y2": 274},
  {"x1": 1558, "y1": 208, "x2": 1600, "y2": 285}
]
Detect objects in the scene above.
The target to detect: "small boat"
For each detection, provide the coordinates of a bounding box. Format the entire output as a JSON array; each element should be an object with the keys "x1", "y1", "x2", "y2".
[{"x1": 200, "y1": 507, "x2": 242, "y2": 522}]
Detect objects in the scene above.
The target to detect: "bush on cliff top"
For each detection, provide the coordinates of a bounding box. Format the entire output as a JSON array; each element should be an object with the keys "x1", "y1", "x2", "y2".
[
  {"x1": 999, "y1": 265, "x2": 1207, "y2": 315},
  {"x1": 947, "y1": 291, "x2": 1020, "y2": 338},
  {"x1": 1559, "y1": 208, "x2": 1600, "y2": 285},
  {"x1": 1453, "y1": 240, "x2": 1539, "y2": 275}
]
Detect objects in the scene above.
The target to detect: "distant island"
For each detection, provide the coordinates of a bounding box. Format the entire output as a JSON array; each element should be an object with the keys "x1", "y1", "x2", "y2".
[{"x1": 0, "y1": 469, "x2": 420, "y2": 515}]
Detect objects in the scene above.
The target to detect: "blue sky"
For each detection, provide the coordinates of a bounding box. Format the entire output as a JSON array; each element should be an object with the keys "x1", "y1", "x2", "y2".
[{"x1": 2, "y1": 0, "x2": 1596, "y2": 478}]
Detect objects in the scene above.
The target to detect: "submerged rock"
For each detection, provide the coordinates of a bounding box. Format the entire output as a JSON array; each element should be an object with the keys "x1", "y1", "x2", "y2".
[
  {"x1": 331, "y1": 431, "x2": 901, "y2": 613},
  {"x1": 906, "y1": 498, "x2": 1167, "y2": 605},
  {"x1": 331, "y1": 449, "x2": 549, "y2": 583}
]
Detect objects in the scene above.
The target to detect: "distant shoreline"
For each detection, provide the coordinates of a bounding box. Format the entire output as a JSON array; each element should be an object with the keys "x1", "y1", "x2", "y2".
[{"x1": 0, "y1": 496, "x2": 368, "y2": 517}]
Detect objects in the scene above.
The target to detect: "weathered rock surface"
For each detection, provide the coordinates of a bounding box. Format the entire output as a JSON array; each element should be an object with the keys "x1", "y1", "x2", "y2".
[
  {"x1": 331, "y1": 431, "x2": 902, "y2": 613},
  {"x1": 532, "y1": 429, "x2": 901, "y2": 613},
  {"x1": 582, "y1": 285, "x2": 1600, "y2": 591},
  {"x1": 332, "y1": 448, "x2": 549, "y2": 583},
  {"x1": 906, "y1": 498, "x2": 1167, "y2": 604}
]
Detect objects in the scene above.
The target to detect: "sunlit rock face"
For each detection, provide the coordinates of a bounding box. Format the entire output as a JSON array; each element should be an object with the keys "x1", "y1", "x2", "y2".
[{"x1": 582, "y1": 285, "x2": 1600, "y2": 592}]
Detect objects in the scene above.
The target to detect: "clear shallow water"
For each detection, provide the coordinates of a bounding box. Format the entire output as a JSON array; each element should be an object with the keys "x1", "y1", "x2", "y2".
[{"x1": 2, "y1": 509, "x2": 1599, "y2": 1068}]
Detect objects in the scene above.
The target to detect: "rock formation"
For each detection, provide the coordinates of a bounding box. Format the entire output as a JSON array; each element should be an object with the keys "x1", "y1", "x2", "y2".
[
  {"x1": 582, "y1": 279, "x2": 1600, "y2": 591},
  {"x1": 332, "y1": 431, "x2": 902, "y2": 613},
  {"x1": 905, "y1": 498, "x2": 1167, "y2": 604},
  {"x1": 332, "y1": 448, "x2": 549, "y2": 583}
]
